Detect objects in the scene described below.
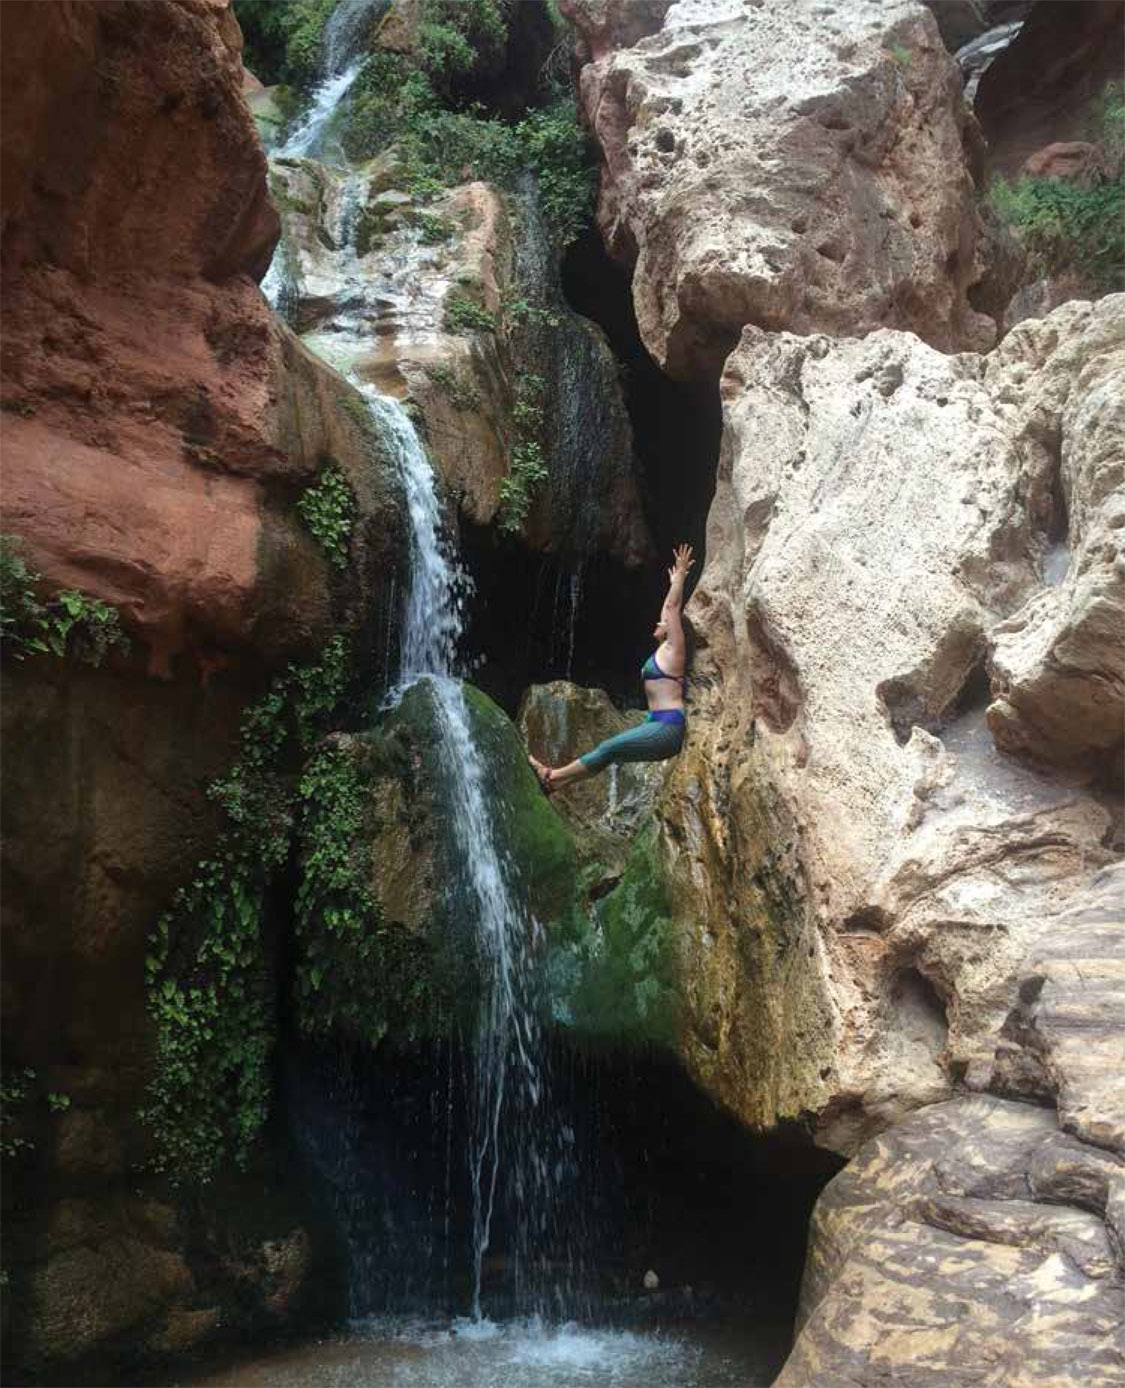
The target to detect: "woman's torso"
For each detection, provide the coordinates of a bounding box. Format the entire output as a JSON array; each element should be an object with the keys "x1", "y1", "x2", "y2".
[{"x1": 642, "y1": 642, "x2": 685, "y2": 712}]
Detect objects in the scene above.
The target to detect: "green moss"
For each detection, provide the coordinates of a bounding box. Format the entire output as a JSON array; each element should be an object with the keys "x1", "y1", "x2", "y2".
[
  {"x1": 545, "y1": 822, "x2": 678, "y2": 1046},
  {"x1": 497, "y1": 374, "x2": 549, "y2": 534},
  {"x1": 423, "y1": 362, "x2": 482, "y2": 412},
  {"x1": 460, "y1": 683, "x2": 579, "y2": 924}
]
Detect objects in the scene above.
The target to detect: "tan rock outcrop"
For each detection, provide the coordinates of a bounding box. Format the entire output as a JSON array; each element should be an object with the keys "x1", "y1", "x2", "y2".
[
  {"x1": 776, "y1": 1095, "x2": 1125, "y2": 1388},
  {"x1": 565, "y1": 0, "x2": 994, "y2": 379},
  {"x1": 661, "y1": 294, "x2": 1124, "y2": 1151}
]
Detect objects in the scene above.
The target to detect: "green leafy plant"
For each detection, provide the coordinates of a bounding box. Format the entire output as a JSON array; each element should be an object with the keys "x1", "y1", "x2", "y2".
[
  {"x1": 504, "y1": 293, "x2": 562, "y2": 331},
  {"x1": 417, "y1": 0, "x2": 507, "y2": 95},
  {"x1": 234, "y1": 0, "x2": 344, "y2": 90},
  {"x1": 498, "y1": 373, "x2": 549, "y2": 533},
  {"x1": 142, "y1": 637, "x2": 350, "y2": 1183},
  {"x1": 297, "y1": 459, "x2": 357, "y2": 569},
  {"x1": 988, "y1": 174, "x2": 1124, "y2": 290},
  {"x1": 339, "y1": 45, "x2": 594, "y2": 249},
  {"x1": 413, "y1": 210, "x2": 456, "y2": 244},
  {"x1": 1, "y1": 1068, "x2": 35, "y2": 1159},
  {"x1": 444, "y1": 290, "x2": 497, "y2": 334},
  {"x1": 1, "y1": 535, "x2": 128, "y2": 665},
  {"x1": 424, "y1": 362, "x2": 483, "y2": 412}
]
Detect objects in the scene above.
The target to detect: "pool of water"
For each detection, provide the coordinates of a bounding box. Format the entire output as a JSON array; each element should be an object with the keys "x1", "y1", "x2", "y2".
[{"x1": 170, "y1": 1312, "x2": 787, "y2": 1388}]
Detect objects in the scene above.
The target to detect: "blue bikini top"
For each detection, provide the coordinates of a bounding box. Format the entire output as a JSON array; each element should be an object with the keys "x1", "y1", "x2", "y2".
[{"x1": 642, "y1": 651, "x2": 683, "y2": 683}]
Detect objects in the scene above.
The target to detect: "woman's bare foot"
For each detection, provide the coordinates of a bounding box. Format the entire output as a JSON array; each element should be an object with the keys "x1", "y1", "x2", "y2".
[{"x1": 527, "y1": 753, "x2": 554, "y2": 796}]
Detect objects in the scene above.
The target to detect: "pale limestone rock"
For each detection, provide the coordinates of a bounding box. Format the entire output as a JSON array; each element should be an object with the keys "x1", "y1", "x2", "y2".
[
  {"x1": 991, "y1": 863, "x2": 1125, "y2": 1155},
  {"x1": 987, "y1": 306, "x2": 1125, "y2": 773},
  {"x1": 775, "y1": 1095, "x2": 1125, "y2": 1388},
  {"x1": 566, "y1": 0, "x2": 994, "y2": 378},
  {"x1": 661, "y1": 295, "x2": 1124, "y2": 1152}
]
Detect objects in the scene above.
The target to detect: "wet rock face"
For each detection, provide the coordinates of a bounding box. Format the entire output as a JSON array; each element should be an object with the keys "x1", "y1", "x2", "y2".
[
  {"x1": 0, "y1": 0, "x2": 278, "y2": 280},
  {"x1": 565, "y1": 0, "x2": 994, "y2": 379},
  {"x1": 519, "y1": 680, "x2": 668, "y2": 888},
  {"x1": 661, "y1": 295, "x2": 1124, "y2": 1150},
  {"x1": 776, "y1": 1094, "x2": 1125, "y2": 1388},
  {"x1": 269, "y1": 156, "x2": 651, "y2": 567}
]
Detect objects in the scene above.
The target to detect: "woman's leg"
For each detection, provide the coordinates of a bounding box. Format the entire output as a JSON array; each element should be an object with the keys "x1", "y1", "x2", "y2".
[{"x1": 530, "y1": 720, "x2": 683, "y2": 792}]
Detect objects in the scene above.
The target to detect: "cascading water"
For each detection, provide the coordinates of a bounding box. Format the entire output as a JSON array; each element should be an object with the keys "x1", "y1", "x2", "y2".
[
  {"x1": 264, "y1": 166, "x2": 578, "y2": 1319},
  {"x1": 273, "y1": 0, "x2": 385, "y2": 160},
  {"x1": 250, "y1": 24, "x2": 803, "y2": 1380},
  {"x1": 511, "y1": 176, "x2": 636, "y2": 677},
  {"x1": 373, "y1": 388, "x2": 583, "y2": 1320}
]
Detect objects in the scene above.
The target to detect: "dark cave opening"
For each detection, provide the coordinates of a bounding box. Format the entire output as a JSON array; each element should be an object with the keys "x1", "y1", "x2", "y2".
[
  {"x1": 561, "y1": 225, "x2": 722, "y2": 565},
  {"x1": 459, "y1": 223, "x2": 722, "y2": 718},
  {"x1": 458, "y1": 525, "x2": 664, "y2": 715},
  {"x1": 282, "y1": 1034, "x2": 842, "y2": 1363}
]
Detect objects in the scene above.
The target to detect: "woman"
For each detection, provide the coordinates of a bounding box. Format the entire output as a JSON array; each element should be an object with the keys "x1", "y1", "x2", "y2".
[{"x1": 529, "y1": 544, "x2": 694, "y2": 794}]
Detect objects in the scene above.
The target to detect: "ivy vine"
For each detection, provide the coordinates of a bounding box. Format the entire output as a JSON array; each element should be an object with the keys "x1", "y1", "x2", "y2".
[{"x1": 141, "y1": 637, "x2": 350, "y2": 1183}]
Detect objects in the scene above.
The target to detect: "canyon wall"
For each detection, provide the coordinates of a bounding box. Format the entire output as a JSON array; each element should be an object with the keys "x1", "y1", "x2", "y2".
[{"x1": 0, "y1": 0, "x2": 403, "y2": 1373}]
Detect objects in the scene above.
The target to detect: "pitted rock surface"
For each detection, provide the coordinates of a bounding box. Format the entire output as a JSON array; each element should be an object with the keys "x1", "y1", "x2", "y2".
[
  {"x1": 660, "y1": 294, "x2": 1124, "y2": 1150},
  {"x1": 566, "y1": 0, "x2": 994, "y2": 378}
]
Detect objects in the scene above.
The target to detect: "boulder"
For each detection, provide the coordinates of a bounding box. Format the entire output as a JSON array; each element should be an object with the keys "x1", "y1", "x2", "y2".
[
  {"x1": 564, "y1": 0, "x2": 994, "y2": 379},
  {"x1": 660, "y1": 294, "x2": 1124, "y2": 1151},
  {"x1": 1021, "y1": 140, "x2": 1103, "y2": 187},
  {"x1": 776, "y1": 1095, "x2": 1125, "y2": 1388},
  {"x1": 0, "y1": 0, "x2": 278, "y2": 281},
  {"x1": 518, "y1": 680, "x2": 667, "y2": 882}
]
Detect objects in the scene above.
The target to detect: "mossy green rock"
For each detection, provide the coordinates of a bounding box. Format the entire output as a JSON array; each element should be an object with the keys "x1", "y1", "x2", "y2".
[{"x1": 295, "y1": 679, "x2": 677, "y2": 1051}]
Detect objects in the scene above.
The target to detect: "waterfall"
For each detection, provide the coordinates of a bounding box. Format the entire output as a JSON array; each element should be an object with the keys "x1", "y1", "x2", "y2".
[
  {"x1": 371, "y1": 391, "x2": 579, "y2": 1318},
  {"x1": 275, "y1": 0, "x2": 387, "y2": 161},
  {"x1": 366, "y1": 394, "x2": 468, "y2": 683},
  {"x1": 264, "y1": 31, "x2": 587, "y2": 1321},
  {"x1": 277, "y1": 59, "x2": 364, "y2": 160},
  {"x1": 512, "y1": 176, "x2": 635, "y2": 675}
]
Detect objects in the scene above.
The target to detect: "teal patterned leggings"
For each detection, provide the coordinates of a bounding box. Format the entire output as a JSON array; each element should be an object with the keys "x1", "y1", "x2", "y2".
[{"x1": 578, "y1": 713, "x2": 685, "y2": 774}]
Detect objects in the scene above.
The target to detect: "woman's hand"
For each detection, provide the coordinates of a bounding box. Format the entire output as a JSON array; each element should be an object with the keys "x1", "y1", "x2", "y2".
[{"x1": 668, "y1": 543, "x2": 694, "y2": 583}]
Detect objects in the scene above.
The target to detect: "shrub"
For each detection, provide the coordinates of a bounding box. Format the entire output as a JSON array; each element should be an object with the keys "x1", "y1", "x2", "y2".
[
  {"x1": 443, "y1": 290, "x2": 497, "y2": 334},
  {"x1": 234, "y1": 0, "x2": 340, "y2": 90},
  {"x1": 988, "y1": 175, "x2": 1124, "y2": 291},
  {"x1": 0, "y1": 535, "x2": 128, "y2": 666},
  {"x1": 143, "y1": 637, "x2": 351, "y2": 1182},
  {"x1": 297, "y1": 458, "x2": 357, "y2": 568},
  {"x1": 417, "y1": 0, "x2": 507, "y2": 95}
]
